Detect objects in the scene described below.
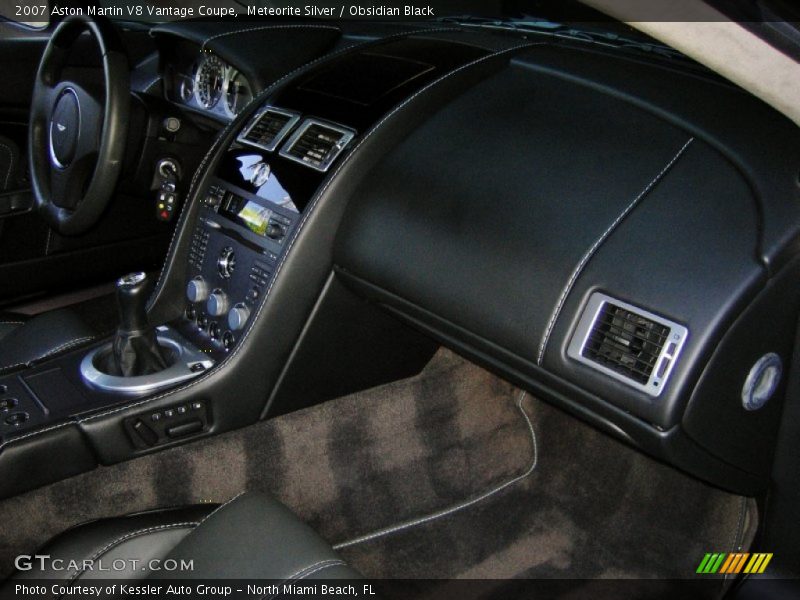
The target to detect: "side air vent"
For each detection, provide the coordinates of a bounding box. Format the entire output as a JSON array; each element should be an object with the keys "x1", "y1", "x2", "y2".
[
  {"x1": 278, "y1": 118, "x2": 356, "y2": 172},
  {"x1": 567, "y1": 293, "x2": 688, "y2": 397},
  {"x1": 238, "y1": 107, "x2": 301, "y2": 152}
]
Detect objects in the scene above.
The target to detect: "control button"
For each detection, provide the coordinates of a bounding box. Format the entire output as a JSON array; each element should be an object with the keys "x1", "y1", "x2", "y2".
[
  {"x1": 217, "y1": 247, "x2": 236, "y2": 279},
  {"x1": 0, "y1": 384, "x2": 6, "y2": 394},
  {"x1": 177, "y1": 405, "x2": 188, "y2": 415},
  {"x1": 4, "y1": 411, "x2": 28, "y2": 426},
  {"x1": 164, "y1": 409, "x2": 175, "y2": 418},
  {"x1": 266, "y1": 222, "x2": 285, "y2": 240},
  {"x1": 656, "y1": 357, "x2": 671, "y2": 379},
  {"x1": 222, "y1": 331, "x2": 235, "y2": 351},
  {"x1": 228, "y1": 303, "x2": 251, "y2": 331},
  {"x1": 164, "y1": 117, "x2": 181, "y2": 133},
  {"x1": 197, "y1": 314, "x2": 209, "y2": 330},
  {"x1": 185, "y1": 304, "x2": 197, "y2": 321},
  {"x1": 151, "y1": 412, "x2": 161, "y2": 422},
  {"x1": 209, "y1": 321, "x2": 221, "y2": 340},
  {"x1": 0, "y1": 397, "x2": 18, "y2": 412},
  {"x1": 191, "y1": 401, "x2": 203, "y2": 410},
  {"x1": 186, "y1": 276, "x2": 209, "y2": 303},
  {"x1": 190, "y1": 363, "x2": 207, "y2": 373},
  {"x1": 207, "y1": 290, "x2": 229, "y2": 317},
  {"x1": 132, "y1": 419, "x2": 158, "y2": 445},
  {"x1": 167, "y1": 420, "x2": 204, "y2": 439}
]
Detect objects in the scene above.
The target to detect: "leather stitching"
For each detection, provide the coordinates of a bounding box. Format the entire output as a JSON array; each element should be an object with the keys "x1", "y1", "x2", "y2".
[
  {"x1": 195, "y1": 490, "x2": 246, "y2": 527},
  {"x1": 62, "y1": 521, "x2": 198, "y2": 586},
  {"x1": 0, "y1": 336, "x2": 94, "y2": 372},
  {"x1": 0, "y1": 321, "x2": 25, "y2": 325},
  {"x1": 79, "y1": 40, "x2": 535, "y2": 425},
  {"x1": 292, "y1": 559, "x2": 346, "y2": 581},
  {"x1": 535, "y1": 137, "x2": 695, "y2": 366},
  {"x1": 200, "y1": 25, "x2": 341, "y2": 52},
  {"x1": 263, "y1": 560, "x2": 347, "y2": 599},
  {"x1": 333, "y1": 390, "x2": 537, "y2": 549}
]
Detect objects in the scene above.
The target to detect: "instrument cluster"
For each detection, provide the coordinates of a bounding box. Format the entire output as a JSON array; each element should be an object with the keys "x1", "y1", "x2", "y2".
[{"x1": 173, "y1": 52, "x2": 254, "y2": 121}]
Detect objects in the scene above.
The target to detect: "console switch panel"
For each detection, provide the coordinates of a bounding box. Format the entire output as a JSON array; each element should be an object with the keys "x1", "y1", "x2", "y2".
[{"x1": 124, "y1": 400, "x2": 211, "y2": 449}]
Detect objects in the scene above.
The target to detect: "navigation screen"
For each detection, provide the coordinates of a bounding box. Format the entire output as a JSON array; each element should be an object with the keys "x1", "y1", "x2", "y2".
[
  {"x1": 219, "y1": 193, "x2": 272, "y2": 236},
  {"x1": 237, "y1": 200, "x2": 271, "y2": 236}
]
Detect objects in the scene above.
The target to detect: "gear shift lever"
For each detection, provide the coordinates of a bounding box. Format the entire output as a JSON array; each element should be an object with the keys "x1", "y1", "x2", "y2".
[{"x1": 104, "y1": 272, "x2": 169, "y2": 376}]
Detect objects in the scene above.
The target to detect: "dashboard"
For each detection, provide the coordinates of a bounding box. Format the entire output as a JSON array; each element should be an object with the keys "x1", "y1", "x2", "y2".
[
  {"x1": 143, "y1": 26, "x2": 800, "y2": 497},
  {"x1": 5, "y1": 21, "x2": 799, "y2": 505}
]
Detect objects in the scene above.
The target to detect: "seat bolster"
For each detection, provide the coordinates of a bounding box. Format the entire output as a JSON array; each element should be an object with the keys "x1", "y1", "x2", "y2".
[
  {"x1": 154, "y1": 492, "x2": 361, "y2": 581},
  {"x1": 12, "y1": 505, "x2": 213, "y2": 581}
]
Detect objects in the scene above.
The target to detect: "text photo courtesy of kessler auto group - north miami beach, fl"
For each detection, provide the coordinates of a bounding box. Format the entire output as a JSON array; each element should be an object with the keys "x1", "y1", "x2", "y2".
[{"x1": 0, "y1": 0, "x2": 799, "y2": 599}]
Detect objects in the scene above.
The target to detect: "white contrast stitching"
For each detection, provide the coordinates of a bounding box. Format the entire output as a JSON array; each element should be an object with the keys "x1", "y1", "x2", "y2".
[
  {"x1": 146, "y1": 26, "x2": 463, "y2": 308},
  {"x1": 288, "y1": 559, "x2": 346, "y2": 582},
  {"x1": 200, "y1": 25, "x2": 341, "y2": 52},
  {"x1": 535, "y1": 137, "x2": 695, "y2": 366},
  {"x1": 45, "y1": 228, "x2": 52, "y2": 255},
  {"x1": 196, "y1": 490, "x2": 247, "y2": 527},
  {"x1": 0, "y1": 335, "x2": 94, "y2": 372},
  {"x1": 0, "y1": 321, "x2": 25, "y2": 326},
  {"x1": 0, "y1": 421, "x2": 73, "y2": 451},
  {"x1": 82, "y1": 41, "x2": 536, "y2": 425},
  {"x1": 33, "y1": 335, "x2": 94, "y2": 361},
  {"x1": 0, "y1": 143, "x2": 14, "y2": 190},
  {"x1": 64, "y1": 521, "x2": 198, "y2": 585},
  {"x1": 263, "y1": 560, "x2": 347, "y2": 599},
  {"x1": 333, "y1": 390, "x2": 537, "y2": 549}
]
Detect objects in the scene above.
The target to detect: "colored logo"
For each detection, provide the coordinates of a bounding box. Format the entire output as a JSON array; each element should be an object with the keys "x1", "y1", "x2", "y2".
[{"x1": 696, "y1": 552, "x2": 773, "y2": 575}]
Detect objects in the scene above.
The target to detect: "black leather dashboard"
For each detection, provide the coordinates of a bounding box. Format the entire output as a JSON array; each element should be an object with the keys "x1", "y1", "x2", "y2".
[{"x1": 332, "y1": 43, "x2": 800, "y2": 493}]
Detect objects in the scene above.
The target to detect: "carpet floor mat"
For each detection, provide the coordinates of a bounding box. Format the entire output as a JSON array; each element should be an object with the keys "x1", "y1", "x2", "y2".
[{"x1": 0, "y1": 349, "x2": 754, "y2": 594}]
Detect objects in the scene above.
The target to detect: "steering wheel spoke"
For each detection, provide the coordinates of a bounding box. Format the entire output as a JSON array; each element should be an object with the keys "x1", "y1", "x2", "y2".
[{"x1": 29, "y1": 15, "x2": 129, "y2": 235}]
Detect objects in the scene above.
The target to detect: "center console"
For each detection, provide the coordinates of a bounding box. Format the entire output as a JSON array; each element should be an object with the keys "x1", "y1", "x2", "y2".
[
  {"x1": 0, "y1": 33, "x2": 494, "y2": 499},
  {"x1": 178, "y1": 168, "x2": 300, "y2": 356}
]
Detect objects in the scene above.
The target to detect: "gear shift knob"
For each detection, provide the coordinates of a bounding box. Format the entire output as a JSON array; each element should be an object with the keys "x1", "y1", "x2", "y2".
[
  {"x1": 100, "y1": 272, "x2": 169, "y2": 377},
  {"x1": 116, "y1": 271, "x2": 150, "y2": 333}
]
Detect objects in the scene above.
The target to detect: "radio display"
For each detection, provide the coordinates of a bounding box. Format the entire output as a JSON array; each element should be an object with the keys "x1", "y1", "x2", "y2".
[{"x1": 219, "y1": 193, "x2": 272, "y2": 237}]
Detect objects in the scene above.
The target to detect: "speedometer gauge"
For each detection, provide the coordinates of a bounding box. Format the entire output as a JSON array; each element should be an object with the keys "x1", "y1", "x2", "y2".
[
  {"x1": 194, "y1": 55, "x2": 225, "y2": 109},
  {"x1": 224, "y1": 70, "x2": 253, "y2": 117}
]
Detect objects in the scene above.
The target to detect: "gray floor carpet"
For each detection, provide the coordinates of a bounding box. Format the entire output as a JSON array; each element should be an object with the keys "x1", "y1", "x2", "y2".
[{"x1": 0, "y1": 349, "x2": 753, "y2": 595}]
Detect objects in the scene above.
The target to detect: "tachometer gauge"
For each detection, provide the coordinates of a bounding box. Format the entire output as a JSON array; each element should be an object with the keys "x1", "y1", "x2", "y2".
[
  {"x1": 224, "y1": 70, "x2": 253, "y2": 117},
  {"x1": 194, "y1": 55, "x2": 225, "y2": 109}
]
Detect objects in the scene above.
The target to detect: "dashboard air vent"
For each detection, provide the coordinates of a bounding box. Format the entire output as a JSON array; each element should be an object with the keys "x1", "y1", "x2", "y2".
[
  {"x1": 279, "y1": 118, "x2": 356, "y2": 172},
  {"x1": 238, "y1": 107, "x2": 300, "y2": 152},
  {"x1": 567, "y1": 293, "x2": 688, "y2": 397}
]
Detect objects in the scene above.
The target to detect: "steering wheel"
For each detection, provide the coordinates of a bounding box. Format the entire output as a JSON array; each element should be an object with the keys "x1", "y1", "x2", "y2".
[{"x1": 29, "y1": 16, "x2": 129, "y2": 235}]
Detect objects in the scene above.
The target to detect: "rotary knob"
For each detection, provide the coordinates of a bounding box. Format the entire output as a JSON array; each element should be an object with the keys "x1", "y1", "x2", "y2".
[
  {"x1": 207, "y1": 289, "x2": 229, "y2": 317},
  {"x1": 217, "y1": 246, "x2": 236, "y2": 279},
  {"x1": 228, "y1": 303, "x2": 251, "y2": 331},
  {"x1": 186, "y1": 276, "x2": 209, "y2": 303}
]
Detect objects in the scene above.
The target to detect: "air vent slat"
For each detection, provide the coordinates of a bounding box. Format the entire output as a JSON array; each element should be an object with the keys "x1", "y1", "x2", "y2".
[
  {"x1": 278, "y1": 118, "x2": 356, "y2": 172},
  {"x1": 567, "y1": 292, "x2": 688, "y2": 397},
  {"x1": 237, "y1": 107, "x2": 300, "y2": 152},
  {"x1": 583, "y1": 302, "x2": 670, "y2": 385}
]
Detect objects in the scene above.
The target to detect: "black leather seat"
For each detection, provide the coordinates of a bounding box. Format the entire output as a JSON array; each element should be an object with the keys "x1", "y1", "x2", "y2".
[
  {"x1": 10, "y1": 492, "x2": 360, "y2": 583},
  {"x1": 0, "y1": 309, "x2": 96, "y2": 373}
]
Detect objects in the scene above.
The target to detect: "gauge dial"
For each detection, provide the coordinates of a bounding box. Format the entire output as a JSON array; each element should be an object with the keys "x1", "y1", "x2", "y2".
[
  {"x1": 179, "y1": 76, "x2": 194, "y2": 103},
  {"x1": 194, "y1": 55, "x2": 225, "y2": 109},
  {"x1": 224, "y1": 70, "x2": 253, "y2": 117}
]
